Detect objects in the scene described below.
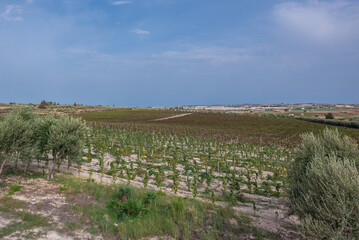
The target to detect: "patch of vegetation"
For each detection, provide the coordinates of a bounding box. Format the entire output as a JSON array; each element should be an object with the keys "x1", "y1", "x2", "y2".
[
  {"x1": 55, "y1": 175, "x2": 276, "y2": 239},
  {"x1": 4, "y1": 169, "x2": 44, "y2": 179},
  {"x1": 0, "y1": 196, "x2": 50, "y2": 238},
  {"x1": 86, "y1": 112, "x2": 359, "y2": 147},
  {"x1": 8, "y1": 184, "x2": 21, "y2": 195},
  {"x1": 0, "y1": 107, "x2": 88, "y2": 179},
  {"x1": 287, "y1": 128, "x2": 359, "y2": 239}
]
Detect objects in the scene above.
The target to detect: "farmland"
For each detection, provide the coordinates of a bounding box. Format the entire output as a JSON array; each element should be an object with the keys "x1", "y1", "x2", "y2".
[
  {"x1": 77, "y1": 109, "x2": 182, "y2": 123},
  {"x1": 77, "y1": 110, "x2": 359, "y2": 148},
  {"x1": 1, "y1": 107, "x2": 359, "y2": 239}
]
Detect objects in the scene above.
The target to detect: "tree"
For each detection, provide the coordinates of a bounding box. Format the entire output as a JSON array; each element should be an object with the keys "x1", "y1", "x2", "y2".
[
  {"x1": 32, "y1": 116, "x2": 57, "y2": 168},
  {"x1": 0, "y1": 108, "x2": 88, "y2": 179},
  {"x1": 46, "y1": 116, "x2": 88, "y2": 179},
  {"x1": 39, "y1": 100, "x2": 47, "y2": 109},
  {"x1": 0, "y1": 107, "x2": 37, "y2": 176},
  {"x1": 325, "y1": 112, "x2": 334, "y2": 119}
]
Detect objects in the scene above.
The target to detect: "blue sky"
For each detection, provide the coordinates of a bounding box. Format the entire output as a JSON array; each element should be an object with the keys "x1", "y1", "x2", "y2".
[{"x1": 0, "y1": 0, "x2": 358, "y2": 106}]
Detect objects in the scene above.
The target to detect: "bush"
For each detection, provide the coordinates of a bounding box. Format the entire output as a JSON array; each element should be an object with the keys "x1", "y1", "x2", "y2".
[
  {"x1": 0, "y1": 107, "x2": 37, "y2": 175},
  {"x1": 108, "y1": 186, "x2": 154, "y2": 218},
  {"x1": 287, "y1": 128, "x2": 359, "y2": 239},
  {"x1": 325, "y1": 112, "x2": 334, "y2": 119}
]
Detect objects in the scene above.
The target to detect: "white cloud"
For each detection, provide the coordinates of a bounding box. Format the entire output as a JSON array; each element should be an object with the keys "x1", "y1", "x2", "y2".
[
  {"x1": 130, "y1": 28, "x2": 150, "y2": 35},
  {"x1": 274, "y1": 0, "x2": 359, "y2": 45},
  {"x1": 156, "y1": 46, "x2": 256, "y2": 64},
  {"x1": 112, "y1": 1, "x2": 132, "y2": 5},
  {"x1": 0, "y1": 5, "x2": 23, "y2": 21}
]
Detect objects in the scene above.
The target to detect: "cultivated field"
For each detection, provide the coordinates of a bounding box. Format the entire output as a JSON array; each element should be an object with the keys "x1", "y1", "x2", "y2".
[
  {"x1": 1, "y1": 107, "x2": 358, "y2": 239},
  {"x1": 77, "y1": 110, "x2": 359, "y2": 148}
]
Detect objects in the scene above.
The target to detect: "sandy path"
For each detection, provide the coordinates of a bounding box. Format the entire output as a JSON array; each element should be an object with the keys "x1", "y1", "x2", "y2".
[{"x1": 149, "y1": 113, "x2": 193, "y2": 122}]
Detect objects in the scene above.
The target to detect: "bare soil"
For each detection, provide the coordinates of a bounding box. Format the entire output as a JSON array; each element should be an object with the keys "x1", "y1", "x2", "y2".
[{"x1": 0, "y1": 175, "x2": 102, "y2": 240}]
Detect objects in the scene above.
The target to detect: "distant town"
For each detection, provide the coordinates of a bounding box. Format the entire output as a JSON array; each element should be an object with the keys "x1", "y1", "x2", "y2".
[{"x1": 181, "y1": 103, "x2": 359, "y2": 111}]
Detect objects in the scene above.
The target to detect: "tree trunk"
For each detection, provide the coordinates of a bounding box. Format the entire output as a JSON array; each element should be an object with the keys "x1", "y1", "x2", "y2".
[
  {"x1": 25, "y1": 160, "x2": 31, "y2": 173},
  {"x1": 47, "y1": 153, "x2": 65, "y2": 180},
  {"x1": 48, "y1": 157, "x2": 58, "y2": 179},
  {"x1": 0, "y1": 158, "x2": 8, "y2": 176}
]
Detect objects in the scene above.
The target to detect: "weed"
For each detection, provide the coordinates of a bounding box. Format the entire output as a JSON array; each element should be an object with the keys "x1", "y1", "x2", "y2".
[{"x1": 8, "y1": 185, "x2": 21, "y2": 195}]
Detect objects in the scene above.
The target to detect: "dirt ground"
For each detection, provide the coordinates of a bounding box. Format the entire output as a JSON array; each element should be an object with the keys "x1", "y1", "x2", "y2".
[{"x1": 0, "y1": 175, "x2": 103, "y2": 240}]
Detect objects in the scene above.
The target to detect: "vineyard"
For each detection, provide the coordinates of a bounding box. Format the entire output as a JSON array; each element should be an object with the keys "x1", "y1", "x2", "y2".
[
  {"x1": 71, "y1": 127, "x2": 291, "y2": 200},
  {"x1": 77, "y1": 109, "x2": 182, "y2": 123},
  {"x1": 78, "y1": 111, "x2": 359, "y2": 148},
  {"x1": 3, "y1": 108, "x2": 358, "y2": 239}
]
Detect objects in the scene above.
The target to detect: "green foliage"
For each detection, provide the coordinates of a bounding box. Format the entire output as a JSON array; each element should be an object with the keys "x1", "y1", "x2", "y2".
[
  {"x1": 0, "y1": 107, "x2": 88, "y2": 178},
  {"x1": 294, "y1": 116, "x2": 359, "y2": 129},
  {"x1": 32, "y1": 116, "x2": 56, "y2": 157},
  {"x1": 8, "y1": 185, "x2": 21, "y2": 195},
  {"x1": 117, "y1": 186, "x2": 133, "y2": 201},
  {"x1": 325, "y1": 112, "x2": 334, "y2": 119},
  {"x1": 81, "y1": 111, "x2": 359, "y2": 147},
  {"x1": 0, "y1": 107, "x2": 37, "y2": 175},
  {"x1": 170, "y1": 198, "x2": 186, "y2": 217},
  {"x1": 33, "y1": 115, "x2": 89, "y2": 178},
  {"x1": 56, "y1": 175, "x2": 268, "y2": 240},
  {"x1": 287, "y1": 128, "x2": 359, "y2": 239},
  {"x1": 108, "y1": 186, "x2": 153, "y2": 217},
  {"x1": 47, "y1": 115, "x2": 88, "y2": 162}
]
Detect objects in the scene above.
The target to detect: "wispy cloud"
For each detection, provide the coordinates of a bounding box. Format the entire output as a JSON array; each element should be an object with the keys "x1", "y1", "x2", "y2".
[
  {"x1": 63, "y1": 47, "x2": 111, "y2": 59},
  {"x1": 112, "y1": 1, "x2": 132, "y2": 5},
  {"x1": 0, "y1": 5, "x2": 23, "y2": 21},
  {"x1": 156, "y1": 46, "x2": 256, "y2": 64},
  {"x1": 274, "y1": 0, "x2": 359, "y2": 46},
  {"x1": 130, "y1": 28, "x2": 150, "y2": 35}
]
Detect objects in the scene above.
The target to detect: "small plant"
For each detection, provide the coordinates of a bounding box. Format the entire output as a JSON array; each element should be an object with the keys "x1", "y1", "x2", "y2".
[
  {"x1": 108, "y1": 186, "x2": 155, "y2": 218},
  {"x1": 9, "y1": 185, "x2": 21, "y2": 195},
  {"x1": 170, "y1": 198, "x2": 186, "y2": 219},
  {"x1": 144, "y1": 191, "x2": 157, "y2": 207},
  {"x1": 117, "y1": 186, "x2": 133, "y2": 203}
]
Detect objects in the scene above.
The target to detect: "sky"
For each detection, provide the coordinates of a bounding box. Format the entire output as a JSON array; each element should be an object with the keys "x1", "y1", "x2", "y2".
[{"x1": 0, "y1": 0, "x2": 358, "y2": 106}]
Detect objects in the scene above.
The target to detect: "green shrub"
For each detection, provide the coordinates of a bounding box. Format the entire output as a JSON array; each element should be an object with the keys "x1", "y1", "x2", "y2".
[
  {"x1": 9, "y1": 185, "x2": 21, "y2": 195},
  {"x1": 0, "y1": 107, "x2": 37, "y2": 176},
  {"x1": 287, "y1": 128, "x2": 359, "y2": 239},
  {"x1": 121, "y1": 198, "x2": 147, "y2": 216},
  {"x1": 108, "y1": 186, "x2": 152, "y2": 218},
  {"x1": 144, "y1": 191, "x2": 157, "y2": 206},
  {"x1": 325, "y1": 113, "x2": 334, "y2": 119}
]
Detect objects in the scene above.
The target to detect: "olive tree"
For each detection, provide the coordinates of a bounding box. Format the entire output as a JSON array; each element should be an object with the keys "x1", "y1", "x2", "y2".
[
  {"x1": 32, "y1": 116, "x2": 57, "y2": 164},
  {"x1": 46, "y1": 116, "x2": 88, "y2": 179},
  {"x1": 0, "y1": 107, "x2": 88, "y2": 179},
  {"x1": 0, "y1": 107, "x2": 37, "y2": 176},
  {"x1": 287, "y1": 128, "x2": 359, "y2": 239}
]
